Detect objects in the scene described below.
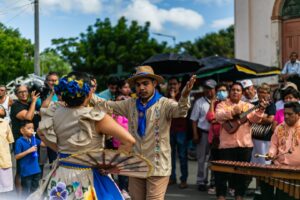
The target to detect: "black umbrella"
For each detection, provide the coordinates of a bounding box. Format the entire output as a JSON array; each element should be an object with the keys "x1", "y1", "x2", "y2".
[
  {"x1": 196, "y1": 56, "x2": 281, "y2": 81},
  {"x1": 142, "y1": 53, "x2": 200, "y2": 77}
]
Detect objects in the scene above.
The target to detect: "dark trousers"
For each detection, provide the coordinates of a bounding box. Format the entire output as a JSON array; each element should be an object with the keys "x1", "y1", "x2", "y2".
[
  {"x1": 261, "y1": 181, "x2": 296, "y2": 200},
  {"x1": 215, "y1": 147, "x2": 253, "y2": 197},
  {"x1": 118, "y1": 175, "x2": 129, "y2": 191},
  {"x1": 21, "y1": 173, "x2": 41, "y2": 197},
  {"x1": 209, "y1": 147, "x2": 219, "y2": 187},
  {"x1": 47, "y1": 147, "x2": 57, "y2": 164},
  {"x1": 170, "y1": 131, "x2": 188, "y2": 182}
]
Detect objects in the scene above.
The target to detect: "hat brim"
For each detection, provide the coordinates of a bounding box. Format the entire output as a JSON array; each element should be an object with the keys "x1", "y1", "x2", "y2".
[
  {"x1": 282, "y1": 85, "x2": 298, "y2": 91},
  {"x1": 127, "y1": 74, "x2": 164, "y2": 86}
]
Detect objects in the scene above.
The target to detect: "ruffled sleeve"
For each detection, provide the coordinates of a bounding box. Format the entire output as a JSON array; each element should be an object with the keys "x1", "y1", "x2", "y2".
[
  {"x1": 39, "y1": 102, "x2": 61, "y2": 143},
  {"x1": 67, "y1": 104, "x2": 106, "y2": 146}
]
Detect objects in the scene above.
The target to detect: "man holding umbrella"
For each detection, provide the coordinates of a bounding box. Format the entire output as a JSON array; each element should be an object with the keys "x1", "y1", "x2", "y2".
[{"x1": 100, "y1": 65, "x2": 196, "y2": 200}]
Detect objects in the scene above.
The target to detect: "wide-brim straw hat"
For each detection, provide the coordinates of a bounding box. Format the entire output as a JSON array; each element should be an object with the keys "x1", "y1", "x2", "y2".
[{"x1": 127, "y1": 65, "x2": 164, "y2": 86}]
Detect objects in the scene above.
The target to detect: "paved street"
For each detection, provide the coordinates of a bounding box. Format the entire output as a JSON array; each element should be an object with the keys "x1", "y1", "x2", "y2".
[{"x1": 165, "y1": 159, "x2": 256, "y2": 200}]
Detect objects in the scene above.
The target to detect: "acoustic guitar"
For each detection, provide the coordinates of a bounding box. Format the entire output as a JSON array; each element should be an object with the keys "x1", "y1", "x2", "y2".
[{"x1": 222, "y1": 104, "x2": 261, "y2": 134}]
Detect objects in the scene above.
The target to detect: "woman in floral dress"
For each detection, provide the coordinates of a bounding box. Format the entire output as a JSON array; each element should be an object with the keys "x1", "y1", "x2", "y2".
[{"x1": 28, "y1": 72, "x2": 136, "y2": 200}]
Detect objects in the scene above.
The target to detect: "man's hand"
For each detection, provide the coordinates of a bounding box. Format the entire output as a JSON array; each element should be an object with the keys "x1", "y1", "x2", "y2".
[
  {"x1": 211, "y1": 97, "x2": 217, "y2": 105},
  {"x1": 192, "y1": 134, "x2": 200, "y2": 144},
  {"x1": 181, "y1": 75, "x2": 197, "y2": 98},
  {"x1": 192, "y1": 130, "x2": 201, "y2": 144},
  {"x1": 265, "y1": 153, "x2": 273, "y2": 161}
]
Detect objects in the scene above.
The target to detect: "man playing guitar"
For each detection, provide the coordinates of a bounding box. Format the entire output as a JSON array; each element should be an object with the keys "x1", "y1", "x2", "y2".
[{"x1": 214, "y1": 82, "x2": 268, "y2": 200}]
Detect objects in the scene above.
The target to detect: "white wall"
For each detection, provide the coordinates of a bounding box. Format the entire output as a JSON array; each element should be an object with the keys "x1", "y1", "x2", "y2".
[
  {"x1": 235, "y1": 0, "x2": 250, "y2": 60},
  {"x1": 235, "y1": 0, "x2": 277, "y2": 67},
  {"x1": 235, "y1": 0, "x2": 279, "y2": 85}
]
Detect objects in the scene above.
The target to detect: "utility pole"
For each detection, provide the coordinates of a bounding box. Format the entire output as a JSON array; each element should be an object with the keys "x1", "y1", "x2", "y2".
[{"x1": 34, "y1": 0, "x2": 40, "y2": 76}]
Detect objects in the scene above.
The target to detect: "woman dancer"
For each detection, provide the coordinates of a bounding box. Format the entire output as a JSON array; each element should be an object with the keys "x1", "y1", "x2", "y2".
[{"x1": 29, "y1": 72, "x2": 135, "y2": 199}]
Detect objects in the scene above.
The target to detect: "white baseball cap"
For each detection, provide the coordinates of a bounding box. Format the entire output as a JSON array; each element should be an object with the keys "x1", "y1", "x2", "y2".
[{"x1": 240, "y1": 79, "x2": 253, "y2": 89}]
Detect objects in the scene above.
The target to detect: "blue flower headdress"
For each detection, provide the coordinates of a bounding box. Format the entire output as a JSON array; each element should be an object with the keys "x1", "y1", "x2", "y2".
[{"x1": 54, "y1": 76, "x2": 90, "y2": 98}]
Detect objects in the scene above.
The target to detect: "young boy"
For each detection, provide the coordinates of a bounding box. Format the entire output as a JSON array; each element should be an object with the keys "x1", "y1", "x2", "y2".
[
  {"x1": 0, "y1": 105, "x2": 14, "y2": 194},
  {"x1": 14, "y1": 120, "x2": 45, "y2": 197}
]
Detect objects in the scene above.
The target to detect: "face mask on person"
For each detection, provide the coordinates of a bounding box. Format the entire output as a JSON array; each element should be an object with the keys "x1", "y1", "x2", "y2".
[{"x1": 217, "y1": 91, "x2": 228, "y2": 101}]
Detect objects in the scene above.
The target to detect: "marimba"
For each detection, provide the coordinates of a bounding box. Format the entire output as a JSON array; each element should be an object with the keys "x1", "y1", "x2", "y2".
[{"x1": 210, "y1": 160, "x2": 300, "y2": 199}]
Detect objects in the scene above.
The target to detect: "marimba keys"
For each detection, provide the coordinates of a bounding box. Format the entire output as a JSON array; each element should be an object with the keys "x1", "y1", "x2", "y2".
[{"x1": 210, "y1": 160, "x2": 300, "y2": 199}]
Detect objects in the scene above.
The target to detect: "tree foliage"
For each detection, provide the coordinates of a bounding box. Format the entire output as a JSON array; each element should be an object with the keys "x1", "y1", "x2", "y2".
[
  {"x1": 40, "y1": 50, "x2": 71, "y2": 77},
  {"x1": 177, "y1": 25, "x2": 234, "y2": 58},
  {"x1": 0, "y1": 23, "x2": 34, "y2": 84},
  {"x1": 50, "y1": 19, "x2": 234, "y2": 89},
  {"x1": 51, "y1": 17, "x2": 170, "y2": 78},
  {"x1": 0, "y1": 17, "x2": 234, "y2": 87}
]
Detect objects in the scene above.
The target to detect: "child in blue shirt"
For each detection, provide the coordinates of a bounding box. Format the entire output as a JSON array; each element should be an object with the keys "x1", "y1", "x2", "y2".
[{"x1": 15, "y1": 120, "x2": 45, "y2": 197}]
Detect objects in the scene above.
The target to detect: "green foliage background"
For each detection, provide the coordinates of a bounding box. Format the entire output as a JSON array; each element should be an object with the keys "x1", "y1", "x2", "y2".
[
  {"x1": 0, "y1": 18, "x2": 234, "y2": 87},
  {"x1": 0, "y1": 23, "x2": 34, "y2": 84}
]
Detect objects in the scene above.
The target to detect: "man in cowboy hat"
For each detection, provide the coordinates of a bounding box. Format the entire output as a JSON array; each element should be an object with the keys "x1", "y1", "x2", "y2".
[{"x1": 100, "y1": 65, "x2": 196, "y2": 200}]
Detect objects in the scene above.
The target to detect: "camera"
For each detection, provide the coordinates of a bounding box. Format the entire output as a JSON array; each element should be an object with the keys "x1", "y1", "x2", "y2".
[{"x1": 28, "y1": 80, "x2": 52, "y2": 101}]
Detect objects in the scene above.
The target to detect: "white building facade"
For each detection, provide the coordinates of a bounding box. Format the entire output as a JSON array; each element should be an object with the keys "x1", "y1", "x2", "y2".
[{"x1": 235, "y1": 0, "x2": 300, "y2": 69}]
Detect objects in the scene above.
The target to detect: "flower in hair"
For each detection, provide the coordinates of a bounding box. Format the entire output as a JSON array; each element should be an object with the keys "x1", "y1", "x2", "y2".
[
  {"x1": 67, "y1": 81, "x2": 80, "y2": 97},
  {"x1": 54, "y1": 77, "x2": 90, "y2": 98},
  {"x1": 75, "y1": 80, "x2": 84, "y2": 88}
]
